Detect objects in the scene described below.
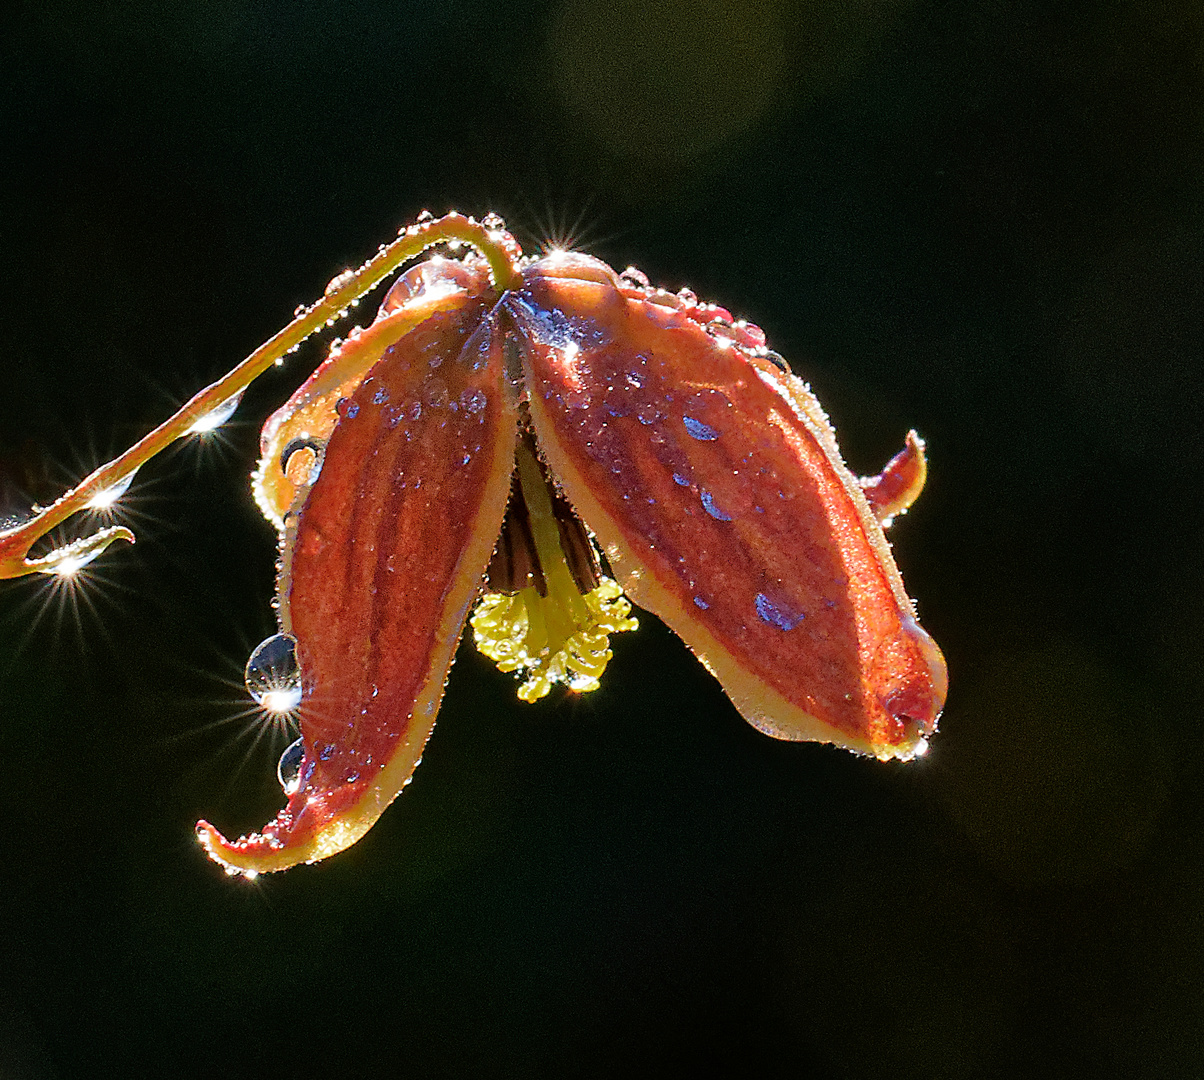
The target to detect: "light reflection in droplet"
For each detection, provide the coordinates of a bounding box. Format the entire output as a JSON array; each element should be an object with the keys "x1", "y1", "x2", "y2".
[{"x1": 245, "y1": 633, "x2": 303, "y2": 714}]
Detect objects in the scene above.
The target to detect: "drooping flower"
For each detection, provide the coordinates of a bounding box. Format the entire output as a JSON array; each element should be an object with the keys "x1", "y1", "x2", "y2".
[{"x1": 0, "y1": 213, "x2": 946, "y2": 876}]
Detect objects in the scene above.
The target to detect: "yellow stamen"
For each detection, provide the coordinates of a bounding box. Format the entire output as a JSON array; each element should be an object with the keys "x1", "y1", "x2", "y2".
[{"x1": 471, "y1": 443, "x2": 637, "y2": 701}]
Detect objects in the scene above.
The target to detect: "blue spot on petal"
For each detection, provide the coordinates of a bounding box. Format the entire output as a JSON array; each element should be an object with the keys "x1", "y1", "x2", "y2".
[
  {"x1": 755, "y1": 592, "x2": 803, "y2": 631},
  {"x1": 701, "y1": 490, "x2": 732, "y2": 521},
  {"x1": 672, "y1": 472, "x2": 690, "y2": 486},
  {"x1": 683, "y1": 415, "x2": 719, "y2": 441}
]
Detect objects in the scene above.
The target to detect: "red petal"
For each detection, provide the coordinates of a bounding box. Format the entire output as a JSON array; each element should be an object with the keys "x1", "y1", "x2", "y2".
[
  {"x1": 199, "y1": 279, "x2": 518, "y2": 873},
  {"x1": 254, "y1": 258, "x2": 488, "y2": 528},
  {"x1": 509, "y1": 254, "x2": 945, "y2": 760}
]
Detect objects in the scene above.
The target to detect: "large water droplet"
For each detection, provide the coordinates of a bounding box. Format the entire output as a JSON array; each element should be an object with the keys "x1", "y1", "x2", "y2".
[
  {"x1": 245, "y1": 633, "x2": 302, "y2": 713},
  {"x1": 87, "y1": 468, "x2": 137, "y2": 510},
  {"x1": 277, "y1": 737, "x2": 305, "y2": 795},
  {"x1": 189, "y1": 391, "x2": 244, "y2": 434}
]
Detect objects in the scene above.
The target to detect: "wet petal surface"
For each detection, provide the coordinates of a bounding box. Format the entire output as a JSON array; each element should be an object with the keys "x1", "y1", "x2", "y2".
[
  {"x1": 199, "y1": 282, "x2": 518, "y2": 873},
  {"x1": 510, "y1": 260, "x2": 945, "y2": 759}
]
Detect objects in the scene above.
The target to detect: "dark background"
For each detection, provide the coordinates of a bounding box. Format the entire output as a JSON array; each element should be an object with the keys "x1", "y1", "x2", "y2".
[{"x1": 1, "y1": 1, "x2": 1201, "y2": 1076}]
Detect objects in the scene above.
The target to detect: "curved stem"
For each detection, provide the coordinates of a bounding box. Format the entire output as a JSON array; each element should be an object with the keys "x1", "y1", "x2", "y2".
[{"x1": 0, "y1": 212, "x2": 523, "y2": 578}]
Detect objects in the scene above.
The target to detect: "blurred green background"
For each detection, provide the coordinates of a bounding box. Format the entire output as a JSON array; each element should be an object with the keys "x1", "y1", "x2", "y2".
[{"x1": 1, "y1": 1, "x2": 1201, "y2": 1076}]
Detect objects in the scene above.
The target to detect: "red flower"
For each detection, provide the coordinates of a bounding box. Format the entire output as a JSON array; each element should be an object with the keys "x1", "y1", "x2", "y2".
[{"x1": 0, "y1": 214, "x2": 945, "y2": 876}]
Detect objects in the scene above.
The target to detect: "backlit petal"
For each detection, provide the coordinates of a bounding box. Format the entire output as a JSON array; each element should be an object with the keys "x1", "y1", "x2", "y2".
[
  {"x1": 253, "y1": 259, "x2": 489, "y2": 528},
  {"x1": 510, "y1": 256, "x2": 945, "y2": 760},
  {"x1": 198, "y1": 280, "x2": 518, "y2": 873}
]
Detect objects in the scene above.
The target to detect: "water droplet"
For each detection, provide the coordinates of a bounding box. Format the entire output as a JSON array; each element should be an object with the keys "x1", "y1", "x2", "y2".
[
  {"x1": 425, "y1": 379, "x2": 450, "y2": 408},
  {"x1": 245, "y1": 633, "x2": 302, "y2": 713},
  {"x1": 189, "y1": 391, "x2": 243, "y2": 434},
  {"x1": 764, "y1": 350, "x2": 790, "y2": 373},
  {"x1": 482, "y1": 211, "x2": 506, "y2": 230},
  {"x1": 700, "y1": 490, "x2": 732, "y2": 521},
  {"x1": 683, "y1": 416, "x2": 719, "y2": 441},
  {"x1": 281, "y1": 438, "x2": 324, "y2": 486},
  {"x1": 672, "y1": 472, "x2": 690, "y2": 487},
  {"x1": 87, "y1": 469, "x2": 137, "y2": 510},
  {"x1": 620, "y1": 266, "x2": 650, "y2": 289},
  {"x1": 693, "y1": 596, "x2": 710, "y2": 610},
  {"x1": 625, "y1": 371, "x2": 644, "y2": 388},
  {"x1": 416, "y1": 209, "x2": 435, "y2": 223},
  {"x1": 277, "y1": 738, "x2": 305, "y2": 795},
  {"x1": 458, "y1": 388, "x2": 487, "y2": 415},
  {"x1": 336, "y1": 398, "x2": 360, "y2": 420},
  {"x1": 325, "y1": 269, "x2": 355, "y2": 295},
  {"x1": 372, "y1": 386, "x2": 390, "y2": 405},
  {"x1": 754, "y1": 592, "x2": 803, "y2": 632}
]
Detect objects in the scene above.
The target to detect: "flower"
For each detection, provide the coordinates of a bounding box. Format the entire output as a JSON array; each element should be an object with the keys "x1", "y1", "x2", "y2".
[{"x1": 0, "y1": 214, "x2": 946, "y2": 877}]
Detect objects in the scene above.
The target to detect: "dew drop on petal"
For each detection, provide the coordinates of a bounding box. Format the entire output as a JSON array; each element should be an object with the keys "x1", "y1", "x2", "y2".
[
  {"x1": 460, "y1": 388, "x2": 487, "y2": 413},
  {"x1": 277, "y1": 738, "x2": 305, "y2": 795},
  {"x1": 636, "y1": 403, "x2": 659, "y2": 426},
  {"x1": 245, "y1": 633, "x2": 303, "y2": 713},
  {"x1": 425, "y1": 378, "x2": 450, "y2": 408},
  {"x1": 700, "y1": 490, "x2": 733, "y2": 521},
  {"x1": 683, "y1": 415, "x2": 719, "y2": 441},
  {"x1": 754, "y1": 592, "x2": 804, "y2": 631}
]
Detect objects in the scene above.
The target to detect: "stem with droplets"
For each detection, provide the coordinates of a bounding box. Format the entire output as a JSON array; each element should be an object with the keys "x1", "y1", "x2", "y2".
[{"x1": 0, "y1": 212, "x2": 523, "y2": 578}]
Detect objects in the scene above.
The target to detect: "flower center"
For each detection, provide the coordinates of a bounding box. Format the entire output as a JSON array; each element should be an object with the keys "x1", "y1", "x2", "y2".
[{"x1": 471, "y1": 431, "x2": 637, "y2": 702}]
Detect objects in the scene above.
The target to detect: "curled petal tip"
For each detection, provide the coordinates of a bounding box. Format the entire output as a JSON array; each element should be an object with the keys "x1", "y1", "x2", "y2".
[
  {"x1": 870, "y1": 617, "x2": 947, "y2": 761},
  {"x1": 7, "y1": 525, "x2": 136, "y2": 579},
  {"x1": 860, "y1": 430, "x2": 929, "y2": 526},
  {"x1": 195, "y1": 814, "x2": 320, "y2": 876}
]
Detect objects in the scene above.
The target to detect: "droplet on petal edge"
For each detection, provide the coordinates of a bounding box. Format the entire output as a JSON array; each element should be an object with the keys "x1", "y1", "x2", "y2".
[
  {"x1": 245, "y1": 633, "x2": 303, "y2": 713},
  {"x1": 277, "y1": 737, "x2": 305, "y2": 795}
]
